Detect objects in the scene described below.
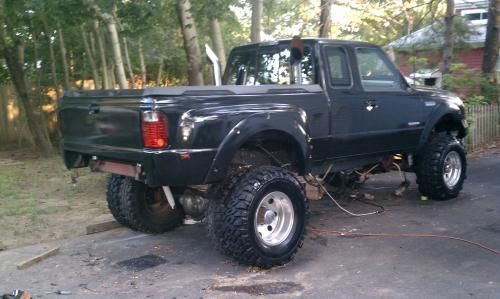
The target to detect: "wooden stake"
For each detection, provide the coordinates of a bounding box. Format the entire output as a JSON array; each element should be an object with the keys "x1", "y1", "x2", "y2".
[{"x1": 17, "y1": 247, "x2": 60, "y2": 270}]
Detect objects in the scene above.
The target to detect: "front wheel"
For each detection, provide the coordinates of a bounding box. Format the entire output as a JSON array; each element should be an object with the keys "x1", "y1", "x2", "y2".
[
  {"x1": 416, "y1": 133, "x2": 467, "y2": 200},
  {"x1": 208, "y1": 166, "x2": 307, "y2": 268}
]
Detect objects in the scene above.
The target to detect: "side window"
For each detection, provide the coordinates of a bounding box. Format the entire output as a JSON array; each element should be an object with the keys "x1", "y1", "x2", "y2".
[
  {"x1": 325, "y1": 46, "x2": 351, "y2": 87},
  {"x1": 355, "y1": 48, "x2": 404, "y2": 92},
  {"x1": 224, "y1": 51, "x2": 256, "y2": 85}
]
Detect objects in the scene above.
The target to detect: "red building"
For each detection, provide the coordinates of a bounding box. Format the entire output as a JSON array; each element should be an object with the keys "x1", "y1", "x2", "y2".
[{"x1": 387, "y1": 0, "x2": 497, "y2": 87}]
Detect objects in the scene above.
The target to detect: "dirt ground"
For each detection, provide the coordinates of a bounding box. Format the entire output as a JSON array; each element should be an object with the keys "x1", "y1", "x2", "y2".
[
  {"x1": 0, "y1": 150, "x2": 108, "y2": 250},
  {"x1": 468, "y1": 137, "x2": 500, "y2": 157}
]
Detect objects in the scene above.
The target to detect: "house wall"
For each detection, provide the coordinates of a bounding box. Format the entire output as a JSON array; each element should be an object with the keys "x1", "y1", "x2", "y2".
[{"x1": 394, "y1": 48, "x2": 485, "y2": 76}]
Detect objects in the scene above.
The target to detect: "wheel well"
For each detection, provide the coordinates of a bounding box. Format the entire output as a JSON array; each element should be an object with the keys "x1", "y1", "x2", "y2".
[
  {"x1": 231, "y1": 130, "x2": 305, "y2": 174},
  {"x1": 433, "y1": 114, "x2": 466, "y2": 138}
]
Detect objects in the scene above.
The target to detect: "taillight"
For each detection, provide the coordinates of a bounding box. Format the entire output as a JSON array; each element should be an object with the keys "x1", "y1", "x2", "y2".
[{"x1": 142, "y1": 111, "x2": 168, "y2": 148}]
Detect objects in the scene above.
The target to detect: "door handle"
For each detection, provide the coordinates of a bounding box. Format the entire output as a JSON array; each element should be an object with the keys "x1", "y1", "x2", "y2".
[{"x1": 365, "y1": 100, "x2": 378, "y2": 112}]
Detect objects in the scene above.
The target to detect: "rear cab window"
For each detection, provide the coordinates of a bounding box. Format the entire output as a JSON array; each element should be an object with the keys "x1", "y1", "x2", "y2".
[
  {"x1": 224, "y1": 42, "x2": 315, "y2": 85},
  {"x1": 324, "y1": 46, "x2": 351, "y2": 88}
]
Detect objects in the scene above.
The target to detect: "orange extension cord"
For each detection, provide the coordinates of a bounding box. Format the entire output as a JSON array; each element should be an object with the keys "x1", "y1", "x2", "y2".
[{"x1": 308, "y1": 227, "x2": 500, "y2": 256}]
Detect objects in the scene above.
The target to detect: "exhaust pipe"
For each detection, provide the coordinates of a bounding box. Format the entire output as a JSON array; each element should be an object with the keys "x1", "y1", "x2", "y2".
[{"x1": 205, "y1": 44, "x2": 222, "y2": 86}]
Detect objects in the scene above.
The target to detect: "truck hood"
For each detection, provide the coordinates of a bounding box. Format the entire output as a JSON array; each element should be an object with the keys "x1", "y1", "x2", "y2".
[{"x1": 414, "y1": 86, "x2": 464, "y2": 108}]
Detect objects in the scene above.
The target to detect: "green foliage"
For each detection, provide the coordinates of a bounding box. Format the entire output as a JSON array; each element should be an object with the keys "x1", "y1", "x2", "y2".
[
  {"x1": 0, "y1": 60, "x2": 9, "y2": 84},
  {"x1": 443, "y1": 64, "x2": 498, "y2": 104},
  {"x1": 408, "y1": 56, "x2": 428, "y2": 68},
  {"x1": 336, "y1": 0, "x2": 444, "y2": 45}
]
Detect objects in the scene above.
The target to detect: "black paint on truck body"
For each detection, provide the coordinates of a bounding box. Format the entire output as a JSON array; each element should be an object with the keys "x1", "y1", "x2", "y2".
[{"x1": 59, "y1": 39, "x2": 466, "y2": 187}]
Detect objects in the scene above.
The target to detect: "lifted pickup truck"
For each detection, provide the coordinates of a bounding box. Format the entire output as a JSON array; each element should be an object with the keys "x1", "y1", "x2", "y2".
[{"x1": 60, "y1": 38, "x2": 467, "y2": 268}]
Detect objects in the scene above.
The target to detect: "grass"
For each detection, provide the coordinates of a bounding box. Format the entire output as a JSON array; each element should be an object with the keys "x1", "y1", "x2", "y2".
[{"x1": 0, "y1": 150, "x2": 109, "y2": 249}]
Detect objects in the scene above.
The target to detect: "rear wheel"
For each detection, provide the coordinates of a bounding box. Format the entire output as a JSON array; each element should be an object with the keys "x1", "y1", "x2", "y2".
[
  {"x1": 119, "y1": 177, "x2": 184, "y2": 233},
  {"x1": 106, "y1": 175, "x2": 128, "y2": 226},
  {"x1": 416, "y1": 133, "x2": 467, "y2": 200},
  {"x1": 208, "y1": 166, "x2": 307, "y2": 268}
]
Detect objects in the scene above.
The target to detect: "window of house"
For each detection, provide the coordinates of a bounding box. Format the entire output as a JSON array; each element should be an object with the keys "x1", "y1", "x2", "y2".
[
  {"x1": 325, "y1": 46, "x2": 351, "y2": 87},
  {"x1": 466, "y1": 13, "x2": 482, "y2": 20},
  {"x1": 462, "y1": 10, "x2": 489, "y2": 23},
  {"x1": 355, "y1": 48, "x2": 404, "y2": 92}
]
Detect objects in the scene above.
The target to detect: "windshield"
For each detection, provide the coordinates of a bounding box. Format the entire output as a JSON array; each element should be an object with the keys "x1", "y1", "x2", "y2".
[{"x1": 224, "y1": 45, "x2": 315, "y2": 85}]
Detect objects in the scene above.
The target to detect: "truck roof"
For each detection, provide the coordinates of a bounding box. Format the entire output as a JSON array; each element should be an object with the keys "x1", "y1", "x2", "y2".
[{"x1": 232, "y1": 38, "x2": 378, "y2": 51}]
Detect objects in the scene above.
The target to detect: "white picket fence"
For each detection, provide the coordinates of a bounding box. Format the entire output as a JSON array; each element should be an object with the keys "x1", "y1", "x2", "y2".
[{"x1": 465, "y1": 104, "x2": 500, "y2": 151}]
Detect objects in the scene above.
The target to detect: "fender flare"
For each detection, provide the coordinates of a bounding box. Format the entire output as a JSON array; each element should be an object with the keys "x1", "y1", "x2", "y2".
[
  {"x1": 204, "y1": 109, "x2": 311, "y2": 183},
  {"x1": 416, "y1": 104, "x2": 466, "y2": 153}
]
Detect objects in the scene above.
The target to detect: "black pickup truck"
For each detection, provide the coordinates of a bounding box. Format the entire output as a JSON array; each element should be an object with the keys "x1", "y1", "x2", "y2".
[{"x1": 60, "y1": 38, "x2": 467, "y2": 268}]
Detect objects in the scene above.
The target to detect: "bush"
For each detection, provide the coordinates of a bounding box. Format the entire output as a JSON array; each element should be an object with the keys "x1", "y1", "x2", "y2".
[{"x1": 443, "y1": 64, "x2": 498, "y2": 104}]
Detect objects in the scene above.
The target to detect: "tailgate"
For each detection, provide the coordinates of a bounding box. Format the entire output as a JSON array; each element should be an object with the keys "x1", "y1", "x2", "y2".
[{"x1": 60, "y1": 94, "x2": 144, "y2": 162}]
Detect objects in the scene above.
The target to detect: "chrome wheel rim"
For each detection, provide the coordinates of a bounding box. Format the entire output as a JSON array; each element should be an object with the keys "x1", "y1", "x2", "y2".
[
  {"x1": 443, "y1": 151, "x2": 462, "y2": 188},
  {"x1": 254, "y1": 191, "x2": 295, "y2": 247}
]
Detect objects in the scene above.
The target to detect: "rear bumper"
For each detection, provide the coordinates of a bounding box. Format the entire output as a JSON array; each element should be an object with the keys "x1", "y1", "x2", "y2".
[
  {"x1": 63, "y1": 141, "x2": 217, "y2": 186},
  {"x1": 141, "y1": 148, "x2": 217, "y2": 186}
]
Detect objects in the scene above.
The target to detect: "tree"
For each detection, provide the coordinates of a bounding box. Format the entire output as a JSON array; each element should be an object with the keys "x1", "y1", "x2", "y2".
[
  {"x1": 334, "y1": 0, "x2": 443, "y2": 45},
  {"x1": 81, "y1": 24, "x2": 101, "y2": 89},
  {"x1": 251, "y1": 0, "x2": 263, "y2": 42},
  {"x1": 0, "y1": 0, "x2": 52, "y2": 153},
  {"x1": 318, "y1": 0, "x2": 332, "y2": 37},
  {"x1": 92, "y1": 21, "x2": 111, "y2": 89},
  {"x1": 57, "y1": 25, "x2": 71, "y2": 90},
  {"x1": 442, "y1": 0, "x2": 454, "y2": 75},
  {"x1": 122, "y1": 37, "x2": 135, "y2": 88},
  {"x1": 209, "y1": 18, "x2": 227, "y2": 71},
  {"x1": 83, "y1": 0, "x2": 128, "y2": 89},
  {"x1": 41, "y1": 17, "x2": 61, "y2": 98},
  {"x1": 482, "y1": 0, "x2": 499, "y2": 83},
  {"x1": 178, "y1": 0, "x2": 204, "y2": 85},
  {"x1": 138, "y1": 37, "x2": 147, "y2": 88}
]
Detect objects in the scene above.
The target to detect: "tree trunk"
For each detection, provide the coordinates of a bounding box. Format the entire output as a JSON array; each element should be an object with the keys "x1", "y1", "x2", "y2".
[
  {"x1": 482, "y1": 0, "x2": 499, "y2": 83},
  {"x1": 250, "y1": 0, "x2": 263, "y2": 42},
  {"x1": 105, "y1": 20, "x2": 128, "y2": 89},
  {"x1": 178, "y1": 0, "x2": 204, "y2": 86},
  {"x1": 81, "y1": 25, "x2": 101, "y2": 89},
  {"x1": 318, "y1": 0, "x2": 332, "y2": 38},
  {"x1": 122, "y1": 37, "x2": 135, "y2": 88},
  {"x1": 89, "y1": 30, "x2": 97, "y2": 59},
  {"x1": 1, "y1": 44, "x2": 52, "y2": 153},
  {"x1": 0, "y1": 85, "x2": 10, "y2": 141},
  {"x1": 156, "y1": 57, "x2": 164, "y2": 86},
  {"x1": 109, "y1": 61, "x2": 116, "y2": 88},
  {"x1": 139, "y1": 38, "x2": 147, "y2": 88},
  {"x1": 209, "y1": 18, "x2": 226, "y2": 71},
  {"x1": 42, "y1": 19, "x2": 60, "y2": 99},
  {"x1": 57, "y1": 26, "x2": 71, "y2": 90},
  {"x1": 78, "y1": 50, "x2": 87, "y2": 89},
  {"x1": 442, "y1": 0, "x2": 455, "y2": 76},
  {"x1": 92, "y1": 21, "x2": 110, "y2": 89},
  {"x1": 84, "y1": 0, "x2": 127, "y2": 89}
]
